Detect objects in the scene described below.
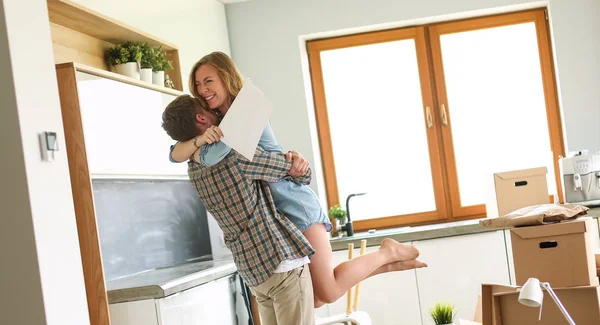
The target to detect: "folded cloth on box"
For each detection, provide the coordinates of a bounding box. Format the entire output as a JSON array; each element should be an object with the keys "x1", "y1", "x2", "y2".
[{"x1": 479, "y1": 203, "x2": 589, "y2": 229}]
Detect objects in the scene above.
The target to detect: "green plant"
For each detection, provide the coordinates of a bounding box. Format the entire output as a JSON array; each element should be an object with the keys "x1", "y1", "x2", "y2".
[
  {"x1": 140, "y1": 42, "x2": 154, "y2": 69},
  {"x1": 429, "y1": 302, "x2": 456, "y2": 325},
  {"x1": 150, "y1": 46, "x2": 173, "y2": 72},
  {"x1": 328, "y1": 205, "x2": 347, "y2": 225},
  {"x1": 105, "y1": 41, "x2": 143, "y2": 66}
]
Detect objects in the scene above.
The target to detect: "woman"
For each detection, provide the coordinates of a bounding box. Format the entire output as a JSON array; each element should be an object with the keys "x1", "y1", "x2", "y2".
[{"x1": 170, "y1": 51, "x2": 427, "y2": 307}]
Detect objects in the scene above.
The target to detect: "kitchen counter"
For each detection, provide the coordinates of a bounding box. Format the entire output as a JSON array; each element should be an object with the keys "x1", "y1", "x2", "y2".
[
  {"x1": 106, "y1": 259, "x2": 236, "y2": 304},
  {"x1": 330, "y1": 207, "x2": 600, "y2": 251}
]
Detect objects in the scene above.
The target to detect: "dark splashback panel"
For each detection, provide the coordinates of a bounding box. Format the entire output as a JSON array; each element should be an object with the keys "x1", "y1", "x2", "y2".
[{"x1": 92, "y1": 179, "x2": 211, "y2": 281}]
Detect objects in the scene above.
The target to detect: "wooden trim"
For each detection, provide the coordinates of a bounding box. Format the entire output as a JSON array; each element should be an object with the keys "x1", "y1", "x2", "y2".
[
  {"x1": 306, "y1": 41, "x2": 340, "y2": 212},
  {"x1": 428, "y1": 8, "x2": 564, "y2": 217},
  {"x1": 56, "y1": 63, "x2": 111, "y2": 325},
  {"x1": 47, "y1": 0, "x2": 183, "y2": 91},
  {"x1": 427, "y1": 23, "x2": 475, "y2": 218},
  {"x1": 534, "y1": 10, "x2": 566, "y2": 203},
  {"x1": 47, "y1": 0, "x2": 177, "y2": 50},
  {"x1": 50, "y1": 22, "x2": 112, "y2": 70},
  {"x1": 308, "y1": 27, "x2": 418, "y2": 52},
  {"x1": 165, "y1": 50, "x2": 184, "y2": 92},
  {"x1": 428, "y1": 8, "x2": 545, "y2": 35},
  {"x1": 354, "y1": 211, "x2": 440, "y2": 231},
  {"x1": 59, "y1": 62, "x2": 185, "y2": 97},
  {"x1": 414, "y1": 26, "x2": 449, "y2": 221}
]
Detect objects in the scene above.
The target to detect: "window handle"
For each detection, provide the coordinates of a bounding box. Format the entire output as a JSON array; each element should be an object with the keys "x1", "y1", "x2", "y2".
[
  {"x1": 425, "y1": 106, "x2": 433, "y2": 128},
  {"x1": 441, "y1": 104, "x2": 449, "y2": 126}
]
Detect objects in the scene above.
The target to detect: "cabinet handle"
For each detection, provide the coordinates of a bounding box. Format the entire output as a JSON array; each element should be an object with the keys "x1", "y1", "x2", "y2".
[
  {"x1": 425, "y1": 106, "x2": 433, "y2": 128},
  {"x1": 441, "y1": 104, "x2": 449, "y2": 126}
]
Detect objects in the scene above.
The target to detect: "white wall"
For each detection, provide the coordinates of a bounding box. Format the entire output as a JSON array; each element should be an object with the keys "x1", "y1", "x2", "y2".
[
  {"x1": 0, "y1": 0, "x2": 90, "y2": 324},
  {"x1": 224, "y1": 0, "x2": 600, "y2": 200},
  {"x1": 73, "y1": 0, "x2": 231, "y2": 93}
]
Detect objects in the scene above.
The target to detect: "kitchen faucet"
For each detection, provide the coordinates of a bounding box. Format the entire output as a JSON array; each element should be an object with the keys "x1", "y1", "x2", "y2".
[{"x1": 340, "y1": 192, "x2": 367, "y2": 237}]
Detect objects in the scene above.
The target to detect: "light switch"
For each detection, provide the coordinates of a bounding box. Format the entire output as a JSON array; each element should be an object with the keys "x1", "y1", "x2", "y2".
[{"x1": 39, "y1": 131, "x2": 58, "y2": 161}]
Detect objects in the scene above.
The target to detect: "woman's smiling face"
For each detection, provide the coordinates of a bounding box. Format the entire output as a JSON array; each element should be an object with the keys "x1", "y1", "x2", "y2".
[{"x1": 195, "y1": 64, "x2": 230, "y2": 113}]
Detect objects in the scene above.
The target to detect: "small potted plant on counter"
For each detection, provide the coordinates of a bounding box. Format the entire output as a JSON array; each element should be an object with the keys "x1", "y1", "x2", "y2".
[
  {"x1": 430, "y1": 302, "x2": 457, "y2": 325},
  {"x1": 328, "y1": 204, "x2": 347, "y2": 237},
  {"x1": 105, "y1": 41, "x2": 143, "y2": 80},
  {"x1": 139, "y1": 42, "x2": 154, "y2": 83},
  {"x1": 150, "y1": 46, "x2": 173, "y2": 86}
]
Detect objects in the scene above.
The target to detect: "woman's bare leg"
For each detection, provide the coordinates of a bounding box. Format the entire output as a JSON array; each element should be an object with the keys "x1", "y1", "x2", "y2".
[
  {"x1": 313, "y1": 259, "x2": 427, "y2": 308},
  {"x1": 305, "y1": 224, "x2": 420, "y2": 306}
]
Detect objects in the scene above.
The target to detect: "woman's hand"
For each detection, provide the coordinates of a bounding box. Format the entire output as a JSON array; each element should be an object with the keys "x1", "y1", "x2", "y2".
[
  {"x1": 286, "y1": 150, "x2": 310, "y2": 177},
  {"x1": 197, "y1": 126, "x2": 224, "y2": 145}
]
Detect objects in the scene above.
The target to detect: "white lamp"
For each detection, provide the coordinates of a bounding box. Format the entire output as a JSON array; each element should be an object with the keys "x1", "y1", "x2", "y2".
[{"x1": 518, "y1": 278, "x2": 576, "y2": 325}]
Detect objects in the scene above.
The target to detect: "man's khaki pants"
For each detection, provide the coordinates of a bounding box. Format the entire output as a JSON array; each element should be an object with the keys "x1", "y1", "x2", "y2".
[{"x1": 250, "y1": 264, "x2": 314, "y2": 325}]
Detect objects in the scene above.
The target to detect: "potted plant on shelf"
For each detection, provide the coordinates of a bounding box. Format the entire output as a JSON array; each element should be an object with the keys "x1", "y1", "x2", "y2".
[
  {"x1": 430, "y1": 302, "x2": 457, "y2": 325},
  {"x1": 139, "y1": 42, "x2": 154, "y2": 83},
  {"x1": 105, "y1": 41, "x2": 143, "y2": 80},
  {"x1": 150, "y1": 46, "x2": 173, "y2": 86}
]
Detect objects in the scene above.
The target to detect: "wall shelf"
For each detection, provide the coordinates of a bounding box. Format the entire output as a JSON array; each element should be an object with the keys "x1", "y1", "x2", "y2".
[
  {"x1": 47, "y1": 0, "x2": 184, "y2": 91},
  {"x1": 60, "y1": 62, "x2": 185, "y2": 97}
]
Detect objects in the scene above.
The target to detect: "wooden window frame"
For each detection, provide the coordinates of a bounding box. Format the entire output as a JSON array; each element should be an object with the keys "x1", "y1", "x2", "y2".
[{"x1": 307, "y1": 8, "x2": 565, "y2": 232}]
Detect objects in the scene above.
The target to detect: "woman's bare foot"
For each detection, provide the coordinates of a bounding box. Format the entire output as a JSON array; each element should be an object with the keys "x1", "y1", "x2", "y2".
[
  {"x1": 384, "y1": 259, "x2": 427, "y2": 272},
  {"x1": 380, "y1": 238, "x2": 420, "y2": 262}
]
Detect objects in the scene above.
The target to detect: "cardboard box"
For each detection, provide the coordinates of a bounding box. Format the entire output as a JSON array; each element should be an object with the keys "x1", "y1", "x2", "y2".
[
  {"x1": 510, "y1": 217, "x2": 599, "y2": 287},
  {"x1": 481, "y1": 284, "x2": 517, "y2": 325},
  {"x1": 486, "y1": 167, "x2": 549, "y2": 218},
  {"x1": 493, "y1": 286, "x2": 600, "y2": 325},
  {"x1": 482, "y1": 283, "x2": 600, "y2": 325}
]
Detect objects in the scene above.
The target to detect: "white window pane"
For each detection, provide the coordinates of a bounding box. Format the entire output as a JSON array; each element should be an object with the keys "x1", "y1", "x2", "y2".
[
  {"x1": 320, "y1": 39, "x2": 436, "y2": 221},
  {"x1": 440, "y1": 22, "x2": 554, "y2": 207}
]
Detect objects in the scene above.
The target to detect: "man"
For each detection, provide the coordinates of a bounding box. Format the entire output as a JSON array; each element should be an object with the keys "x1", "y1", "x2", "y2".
[{"x1": 162, "y1": 94, "x2": 315, "y2": 325}]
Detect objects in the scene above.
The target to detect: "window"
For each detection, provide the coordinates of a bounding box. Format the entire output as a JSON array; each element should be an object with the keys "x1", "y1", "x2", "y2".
[{"x1": 307, "y1": 9, "x2": 564, "y2": 231}]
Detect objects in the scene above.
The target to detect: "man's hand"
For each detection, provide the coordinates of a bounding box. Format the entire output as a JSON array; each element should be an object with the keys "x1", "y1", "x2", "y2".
[
  {"x1": 285, "y1": 150, "x2": 310, "y2": 177},
  {"x1": 197, "y1": 126, "x2": 224, "y2": 145}
]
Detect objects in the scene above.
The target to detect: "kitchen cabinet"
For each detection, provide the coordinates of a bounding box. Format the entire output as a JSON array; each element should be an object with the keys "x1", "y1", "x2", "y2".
[
  {"x1": 414, "y1": 231, "x2": 510, "y2": 324},
  {"x1": 319, "y1": 244, "x2": 422, "y2": 325},
  {"x1": 74, "y1": 68, "x2": 187, "y2": 178},
  {"x1": 109, "y1": 275, "x2": 240, "y2": 325}
]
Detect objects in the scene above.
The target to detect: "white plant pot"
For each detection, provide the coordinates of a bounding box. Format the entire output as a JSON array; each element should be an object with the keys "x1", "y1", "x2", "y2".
[
  {"x1": 140, "y1": 68, "x2": 153, "y2": 83},
  {"x1": 114, "y1": 62, "x2": 139, "y2": 80},
  {"x1": 152, "y1": 71, "x2": 165, "y2": 86}
]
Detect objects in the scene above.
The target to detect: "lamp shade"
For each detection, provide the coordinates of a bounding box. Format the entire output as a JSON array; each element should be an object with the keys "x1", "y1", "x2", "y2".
[{"x1": 519, "y1": 278, "x2": 544, "y2": 307}]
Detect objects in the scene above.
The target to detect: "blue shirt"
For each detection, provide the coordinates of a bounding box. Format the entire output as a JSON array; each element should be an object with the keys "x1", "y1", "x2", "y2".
[{"x1": 170, "y1": 123, "x2": 330, "y2": 233}]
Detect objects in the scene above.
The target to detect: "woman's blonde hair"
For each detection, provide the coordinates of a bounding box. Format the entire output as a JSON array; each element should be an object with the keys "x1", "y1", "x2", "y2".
[{"x1": 189, "y1": 51, "x2": 244, "y2": 110}]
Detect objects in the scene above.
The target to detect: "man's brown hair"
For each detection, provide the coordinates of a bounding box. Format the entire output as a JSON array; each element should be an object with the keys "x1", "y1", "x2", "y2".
[{"x1": 161, "y1": 94, "x2": 202, "y2": 142}]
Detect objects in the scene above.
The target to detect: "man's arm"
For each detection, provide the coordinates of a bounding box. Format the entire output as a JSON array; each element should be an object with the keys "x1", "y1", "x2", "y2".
[{"x1": 237, "y1": 147, "x2": 311, "y2": 185}]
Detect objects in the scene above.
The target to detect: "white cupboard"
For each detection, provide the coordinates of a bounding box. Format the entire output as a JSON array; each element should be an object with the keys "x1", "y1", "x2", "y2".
[
  {"x1": 109, "y1": 275, "x2": 240, "y2": 325},
  {"x1": 413, "y1": 231, "x2": 510, "y2": 324},
  {"x1": 318, "y1": 244, "x2": 422, "y2": 325},
  {"x1": 76, "y1": 71, "x2": 188, "y2": 178}
]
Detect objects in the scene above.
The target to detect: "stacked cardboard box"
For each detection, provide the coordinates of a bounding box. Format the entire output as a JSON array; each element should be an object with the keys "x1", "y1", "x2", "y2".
[{"x1": 482, "y1": 217, "x2": 600, "y2": 324}]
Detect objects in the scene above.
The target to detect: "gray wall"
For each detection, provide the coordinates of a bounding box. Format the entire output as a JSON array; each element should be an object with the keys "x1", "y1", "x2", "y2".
[{"x1": 225, "y1": 0, "x2": 600, "y2": 202}]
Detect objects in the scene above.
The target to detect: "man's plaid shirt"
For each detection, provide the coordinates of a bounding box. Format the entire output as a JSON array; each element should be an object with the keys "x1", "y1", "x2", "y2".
[{"x1": 188, "y1": 147, "x2": 315, "y2": 287}]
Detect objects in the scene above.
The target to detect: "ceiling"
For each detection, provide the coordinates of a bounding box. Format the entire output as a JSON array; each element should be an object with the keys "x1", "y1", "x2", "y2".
[{"x1": 217, "y1": 0, "x2": 251, "y2": 4}]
